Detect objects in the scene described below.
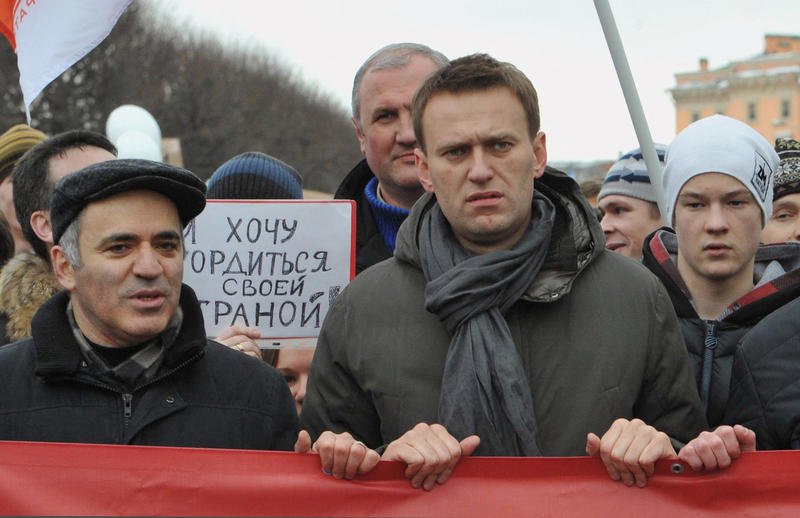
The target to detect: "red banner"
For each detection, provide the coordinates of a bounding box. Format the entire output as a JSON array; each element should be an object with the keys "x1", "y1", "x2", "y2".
[{"x1": 0, "y1": 441, "x2": 798, "y2": 517}]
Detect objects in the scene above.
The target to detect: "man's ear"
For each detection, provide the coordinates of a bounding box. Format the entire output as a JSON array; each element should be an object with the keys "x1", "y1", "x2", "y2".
[
  {"x1": 415, "y1": 148, "x2": 435, "y2": 194},
  {"x1": 533, "y1": 131, "x2": 548, "y2": 179},
  {"x1": 30, "y1": 210, "x2": 53, "y2": 245},
  {"x1": 51, "y1": 245, "x2": 76, "y2": 291},
  {"x1": 352, "y1": 117, "x2": 367, "y2": 156}
]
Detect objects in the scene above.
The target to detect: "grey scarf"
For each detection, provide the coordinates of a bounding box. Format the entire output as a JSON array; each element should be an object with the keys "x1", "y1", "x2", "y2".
[{"x1": 419, "y1": 191, "x2": 555, "y2": 456}]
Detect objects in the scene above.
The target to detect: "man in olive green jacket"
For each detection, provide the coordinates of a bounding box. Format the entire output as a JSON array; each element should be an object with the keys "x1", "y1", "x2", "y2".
[{"x1": 300, "y1": 54, "x2": 706, "y2": 491}]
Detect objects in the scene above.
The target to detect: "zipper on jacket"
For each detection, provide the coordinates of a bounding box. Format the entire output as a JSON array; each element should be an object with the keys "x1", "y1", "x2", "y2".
[
  {"x1": 122, "y1": 393, "x2": 133, "y2": 425},
  {"x1": 700, "y1": 320, "x2": 719, "y2": 416}
]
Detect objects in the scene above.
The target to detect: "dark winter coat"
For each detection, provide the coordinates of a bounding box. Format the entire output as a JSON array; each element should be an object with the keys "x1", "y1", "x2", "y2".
[
  {"x1": 301, "y1": 168, "x2": 706, "y2": 455},
  {"x1": 642, "y1": 229, "x2": 800, "y2": 427},
  {"x1": 723, "y1": 295, "x2": 800, "y2": 449},
  {"x1": 0, "y1": 285, "x2": 298, "y2": 450},
  {"x1": 334, "y1": 159, "x2": 392, "y2": 274}
]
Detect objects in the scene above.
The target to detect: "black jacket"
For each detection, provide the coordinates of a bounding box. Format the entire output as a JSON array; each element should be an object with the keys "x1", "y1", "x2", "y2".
[
  {"x1": 642, "y1": 229, "x2": 800, "y2": 427},
  {"x1": 0, "y1": 285, "x2": 298, "y2": 449},
  {"x1": 334, "y1": 159, "x2": 392, "y2": 274},
  {"x1": 302, "y1": 170, "x2": 707, "y2": 454},
  {"x1": 724, "y1": 296, "x2": 800, "y2": 449}
]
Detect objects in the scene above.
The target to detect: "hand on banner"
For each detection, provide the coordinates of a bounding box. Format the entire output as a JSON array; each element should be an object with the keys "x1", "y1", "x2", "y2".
[
  {"x1": 294, "y1": 430, "x2": 380, "y2": 480},
  {"x1": 586, "y1": 418, "x2": 676, "y2": 488},
  {"x1": 678, "y1": 424, "x2": 756, "y2": 472},
  {"x1": 215, "y1": 325, "x2": 262, "y2": 360},
  {"x1": 382, "y1": 422, "x2": 480, "y2": 491}
]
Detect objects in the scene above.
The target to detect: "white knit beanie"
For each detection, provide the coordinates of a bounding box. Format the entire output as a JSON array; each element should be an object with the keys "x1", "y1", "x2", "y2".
[{"x1": 663, "y1": 115, "x2": 779, "y2": 227}]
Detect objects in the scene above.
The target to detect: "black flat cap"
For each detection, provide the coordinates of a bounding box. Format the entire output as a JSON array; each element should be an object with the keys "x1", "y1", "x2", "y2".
[{"x1": 51, "y1": 158, "x2": 206, "y2": 245}]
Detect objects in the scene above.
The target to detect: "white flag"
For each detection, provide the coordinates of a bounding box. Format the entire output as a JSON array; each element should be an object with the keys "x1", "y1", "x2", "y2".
[{"x1": 1, "y1": 0, "x2": 132, "y2": 121}]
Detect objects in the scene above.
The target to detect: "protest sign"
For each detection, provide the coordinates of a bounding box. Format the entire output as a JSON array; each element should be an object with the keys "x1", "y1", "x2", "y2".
[{"x1": 183, "y1": 200, "x2": 355, "y2": 340}]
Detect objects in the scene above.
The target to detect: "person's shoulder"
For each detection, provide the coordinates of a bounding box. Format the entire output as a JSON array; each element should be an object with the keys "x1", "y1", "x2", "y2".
[
  {"x1": 342, "y1": 257, "x2": 423, "y2": 299},
  {"x1": 739, "y1": 296, "x2": 800, "y2": 360},
  {"x1": 0, "y1": 338, "x2": 36, "y2": 372},
  {"x1": 581, "y1": 249, "x2": 666, "y2": 298},
  {"x1": 592, "y1": 248, "x2": 661, "y2": 280},
  {"x1": 334, "y1": 159, "x2": 373, "y2": 199}
]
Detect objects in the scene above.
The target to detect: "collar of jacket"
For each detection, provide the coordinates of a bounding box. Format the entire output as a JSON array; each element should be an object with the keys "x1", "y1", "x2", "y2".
[
  {"x1": 333, "y1": 158, "x2": 374, "y2": 199},
  {"x1": 642, "y1": 228, "x2": 800, "y2": 322},
  {"x1": 31, "y1": 284, "x2": 207, "y2": 379},
  {"x1": 394, "y1": 166, "x2": 603, "y2": 303},
  {"x1": 334, "y1": 158, "x2": 393, "y2": 273}
]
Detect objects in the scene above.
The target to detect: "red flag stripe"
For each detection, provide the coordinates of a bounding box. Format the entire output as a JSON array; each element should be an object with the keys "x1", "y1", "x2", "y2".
[
  {"x1": 1, "y1": 441, "x2": 799, "y2": 517},
  {"x1": 0, "y1": 0, "x2": 14, "y2": 49}
]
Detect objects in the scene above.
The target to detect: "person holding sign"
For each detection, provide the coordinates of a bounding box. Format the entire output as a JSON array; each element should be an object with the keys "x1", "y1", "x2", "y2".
[
  {"x1": 207, "y1": 151, "x2": 306, "y2": 361},
  {"x1": 204, "y1": 151, "x2": 316, "y2": 416},
  {"x1": 301, "y1": 54, "x2": 707, "y2": 490}
]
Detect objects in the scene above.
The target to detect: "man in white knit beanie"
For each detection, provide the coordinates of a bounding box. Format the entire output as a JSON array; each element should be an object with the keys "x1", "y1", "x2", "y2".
[{"x1": 642, "y1": 115, "x2": 800, "y2": 471}]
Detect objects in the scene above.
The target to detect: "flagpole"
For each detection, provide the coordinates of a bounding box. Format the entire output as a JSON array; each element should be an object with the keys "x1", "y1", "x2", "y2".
[{"x1": 593, "y1": 0, "x2": 668, "y2": 225}]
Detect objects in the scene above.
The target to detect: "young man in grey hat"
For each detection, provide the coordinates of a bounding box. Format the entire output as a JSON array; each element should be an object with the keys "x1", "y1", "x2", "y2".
[
  {"x1": 598, "y1": 145, "x2": 666, "y2": 260},
  {"x1": 0, "y1": 159, "x2": 301, "y2": 450},
  {"x1": 302, "y1": 53, "x2": 707, "y2": 490}
]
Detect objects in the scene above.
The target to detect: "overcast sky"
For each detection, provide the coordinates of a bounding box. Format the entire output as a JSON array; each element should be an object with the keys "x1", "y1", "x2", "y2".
[{"x1": 156, "y1": 0, "x2": 800, "y2": 162}]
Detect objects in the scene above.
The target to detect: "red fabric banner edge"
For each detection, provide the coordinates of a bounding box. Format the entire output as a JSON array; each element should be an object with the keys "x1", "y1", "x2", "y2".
[{"x1": 1, "y1": 441, "x2": 800, "y2": 517}]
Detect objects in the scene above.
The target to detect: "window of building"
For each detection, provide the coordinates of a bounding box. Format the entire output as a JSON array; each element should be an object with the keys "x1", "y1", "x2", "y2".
[
  {"x1": 782, "y1": 99, "x2": 791, "y2": 119},
  {"x1": 748, "y1": 102, "x2": 757, "y2": 122},
  {"x1": 691, "y1": 111, "x2": 700, "y2": 122}
]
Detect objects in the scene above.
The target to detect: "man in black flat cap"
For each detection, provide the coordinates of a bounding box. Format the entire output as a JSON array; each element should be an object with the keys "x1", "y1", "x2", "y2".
[{"x1": 0, "y1": 159, "x2": 301, "y2": 450}]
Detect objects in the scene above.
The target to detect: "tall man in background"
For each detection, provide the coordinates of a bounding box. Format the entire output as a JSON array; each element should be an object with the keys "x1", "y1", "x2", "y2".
[{"x1": 335, "y1": 43, "x2": 448, "y2": 274}]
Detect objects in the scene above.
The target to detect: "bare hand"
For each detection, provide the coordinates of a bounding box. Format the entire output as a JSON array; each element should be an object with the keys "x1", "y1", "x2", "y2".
[
  {"x1": 382, "y1": 422, "x2": 480, "y2": 491},
  {"x1": 216, "y1": 325, "x2": 262, "y2": 360},
  {"x1": 586, "y1": 418, "x2": 676, "y2": 488},
  {"x1": 294, "y1": 430, "x2": 380, "y2": 480},
  {"x1": 678, "y1": 424, "x2": 756, "y2": 471}
]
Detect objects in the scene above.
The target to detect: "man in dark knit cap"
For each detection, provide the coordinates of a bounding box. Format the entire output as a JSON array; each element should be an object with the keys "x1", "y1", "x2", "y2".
[
  {"x1": 762, "y1": 137, "x2": 800, "y2": 244},
  {"x1": 0, "y1": 159, "x2": 299, "y2": 450},
  {"x1": 207, "y1": 151, "x2": 303, "y2": 201},
  {"x1": 335, "y1": 43, "x2": 448, "y2": 275}
]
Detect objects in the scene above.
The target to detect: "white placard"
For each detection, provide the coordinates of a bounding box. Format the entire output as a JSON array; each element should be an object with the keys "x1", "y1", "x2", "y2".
[{"x1": 183, "y1": 200, "x2": 355, "y2": 339}]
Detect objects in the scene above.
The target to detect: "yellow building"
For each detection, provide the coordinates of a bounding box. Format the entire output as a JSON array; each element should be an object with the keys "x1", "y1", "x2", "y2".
[{"x1": 670, "y1": 34, "x2": 800, "y2": 142}]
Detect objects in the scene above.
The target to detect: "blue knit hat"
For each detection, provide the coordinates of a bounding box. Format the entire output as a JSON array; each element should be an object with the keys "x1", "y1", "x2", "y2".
[{"x1": 207, "y1": 152, "x2": 303, "y2": 200}]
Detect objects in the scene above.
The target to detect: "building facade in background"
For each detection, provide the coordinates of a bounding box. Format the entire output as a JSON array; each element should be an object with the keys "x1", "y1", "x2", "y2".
[{"x1": 670, "y1": 34, "x2": 800, "y2": 142}]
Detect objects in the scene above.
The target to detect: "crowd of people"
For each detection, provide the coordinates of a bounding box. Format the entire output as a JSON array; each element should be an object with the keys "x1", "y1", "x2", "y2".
[{"x1": 0, "y1": 42, "x2": 798, "y2": 494}]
